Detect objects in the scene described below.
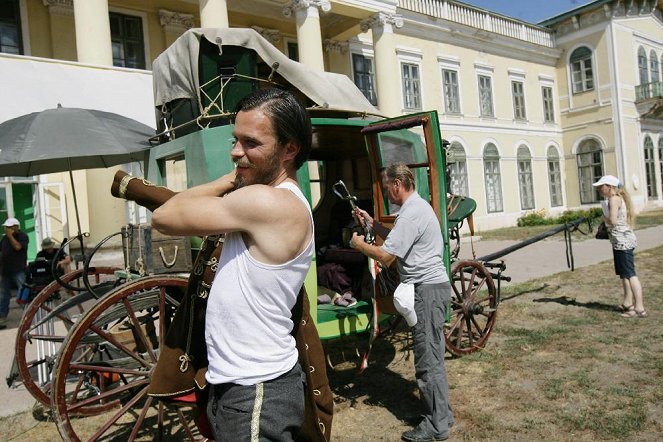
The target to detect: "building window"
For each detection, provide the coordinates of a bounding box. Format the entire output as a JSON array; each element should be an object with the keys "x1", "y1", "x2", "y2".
[
  {"x1": 650, "y1": 50, "x2": 660, "y2": 83},
  {"x1": 542, "y1": 86, "x2": 554, "y2": 123},
  {"x1": 287, "y1": 41, "x2": 299, "y2": 62},
  {"x1": 547, "y1": 146, "x2": 563, "y2": 207},
  {"x1": 644, "y1": 136, "x2": 657, "y2": 199},
  {"x1": 447, "y1": 142, "x2": 468, "y2": 196},
  {"x1": 570, "y1": 46, "x2": 594, "y2": 93},
  {"x1": 478, "y1": 75, "x2": 494, "y2": 117},
  {"x1": 442, "y1": 69, "x2": 460, "y2": 114},
  {"x1": 517, "y1": 146, "x2": 535, "y2": 210},
  {"x1": 110, "y1": 13, "x2": 145, "y2": 69},
  {"x1": 483, "y1": 143, "x2": 503, "y2": 212},
  {"x1": 638, "y1": 46, "x2": 648, "y2": 85},
  {"x1": 0, "y1": 0, "x2": 22, "y2": 54},
  {"x1": 512, "y1": 81, "x2": 526, "y2": 120},
  {"x1": 401, "y1": 63, "x2": 421, "y2": 110},
  {"x1": 576, "y1": 138, "x2": 604, "y2": 204},
  {"x1": 352, "y1": 53, "x2": 377, "y2": 106},
  {"x1": 659, "y1": 137, "x2": 663, "y2": 197}
]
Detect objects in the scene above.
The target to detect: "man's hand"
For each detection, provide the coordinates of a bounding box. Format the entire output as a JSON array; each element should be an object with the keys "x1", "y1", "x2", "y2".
[
  {"x1": 350, "y1": 232, "x2": 366, "y2": 250},
  {"x1": 217, "y1": 170, "x2": 238, "y2": 196},
  {"x1": 353, "y1": 208, "x2": 373, "y2": 229}
]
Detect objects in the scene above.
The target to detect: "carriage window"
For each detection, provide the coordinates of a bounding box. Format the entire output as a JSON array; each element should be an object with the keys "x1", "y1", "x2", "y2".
[
  {"x1": 161, "y1": 155, "x2": 188, "y2": 192},
  {"x1": 374, "y1": 129, "x2": 430, "y2": 216}
]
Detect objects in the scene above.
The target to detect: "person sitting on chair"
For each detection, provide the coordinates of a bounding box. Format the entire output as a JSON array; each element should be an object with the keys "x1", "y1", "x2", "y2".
[{"x1": 36, "y1": 237, "x2": 72, "y2": 275}]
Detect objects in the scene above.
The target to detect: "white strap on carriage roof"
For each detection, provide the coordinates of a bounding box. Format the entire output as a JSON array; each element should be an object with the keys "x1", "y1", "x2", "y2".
[{"x1": 152, "y1": 28, "x2": 383, "y2": 117}]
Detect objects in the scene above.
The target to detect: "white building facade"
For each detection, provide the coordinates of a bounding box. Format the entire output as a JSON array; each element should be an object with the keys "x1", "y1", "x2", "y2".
[{"x1": 1, "y1": 0, "x2": 661, "y2": 251}]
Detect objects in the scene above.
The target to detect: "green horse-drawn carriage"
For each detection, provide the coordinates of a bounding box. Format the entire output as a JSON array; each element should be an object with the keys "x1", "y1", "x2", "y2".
[{"x1": 13, "y1": 28, "x2": 511, "y2": 441}]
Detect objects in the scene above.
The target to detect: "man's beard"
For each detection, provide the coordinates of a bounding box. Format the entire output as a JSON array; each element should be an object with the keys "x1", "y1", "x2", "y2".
[{"x1": 233, "y1": 151, "x2": 281, "y2": 189}]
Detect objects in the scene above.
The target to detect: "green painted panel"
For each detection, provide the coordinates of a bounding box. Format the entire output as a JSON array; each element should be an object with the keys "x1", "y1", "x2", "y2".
[{"x1": 12, "y1": 183, "x2": 36, "y2": 260}]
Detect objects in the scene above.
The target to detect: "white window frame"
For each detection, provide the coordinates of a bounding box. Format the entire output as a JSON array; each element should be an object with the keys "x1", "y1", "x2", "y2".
[
  {"x1": 351, "y1": 51, "x2": 377, "y2": 106},
  {"x1": 397, "y1": 47, "x2": 423, "y2": 111},
  {"x1": 108, "y1": 7, "x2": 151, "y2": 70},
  {"x1": 439, "y1": 56, "x2": 461, "y2": 115},
  {"x1": 517, "y1": 145, "x2": 535, "y2": 210},
  {"x1": 569, "y1": 46, "x2": 594, "y2": 94},
  {"x1": 576, "y1": 138, "x2": 604, "y2": 204},
  {"x1": 637, "y1": 46, "x2": 649, "y2": 85},
  {"x1": 475, "y1": 64, "x2": 495, "y2": 118},
  {"x1": 547, "y1": 145, "x2": 563, "y2": 207},
  {"x1": 483, "y1": 143, "x2": 503, "y2": 213},
  {"x1": 644, "y1": 135, "x2": 657, "y2": 200},
  {"x1": 447, "y1": 141, "x2": 468, "y2": 196},
  {"x1": 649, "y1": 49, "x2": 659, "y2": 83}
]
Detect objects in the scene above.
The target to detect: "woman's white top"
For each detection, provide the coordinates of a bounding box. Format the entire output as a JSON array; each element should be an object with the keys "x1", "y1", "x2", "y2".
[{"x1": 608, "y1": 199, "x2": 637, "y2": 250}]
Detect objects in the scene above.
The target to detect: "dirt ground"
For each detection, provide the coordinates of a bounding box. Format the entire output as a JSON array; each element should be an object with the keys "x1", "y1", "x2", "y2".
[{"x1": 1, "y1": 245, "x2": 661, "y2": 441}]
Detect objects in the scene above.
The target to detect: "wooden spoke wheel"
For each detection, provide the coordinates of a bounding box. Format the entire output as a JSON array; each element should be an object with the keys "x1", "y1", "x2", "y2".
[
  {"x1": 14, "y1": 267, "x2": 120, "y2": 407},
  {"x1": 50, "y1": 276, "x2": 200, "y2": 442},
  {"x1": 445, "y1": 260, "x2": 498, "y2": 356}
]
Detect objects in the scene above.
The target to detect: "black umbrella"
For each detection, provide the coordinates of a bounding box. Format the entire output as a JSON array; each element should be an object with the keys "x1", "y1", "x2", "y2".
[{"x1": 0, "y1": 104, "x2": 155, "y2": 246}]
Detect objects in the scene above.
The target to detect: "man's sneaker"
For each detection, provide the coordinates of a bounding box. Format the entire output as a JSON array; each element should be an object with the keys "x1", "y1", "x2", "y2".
[
  {"x1": 0, "y1": 316, "x2": 6, "y2": 330},
  {"x1": 401, "y1": 427, "x2": 449, "y2": 442}
]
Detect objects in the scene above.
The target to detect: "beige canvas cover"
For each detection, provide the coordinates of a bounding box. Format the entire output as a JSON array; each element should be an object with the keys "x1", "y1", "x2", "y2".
[{"x1": 152, "y1": 28, "x2": 383, "y2": 117}]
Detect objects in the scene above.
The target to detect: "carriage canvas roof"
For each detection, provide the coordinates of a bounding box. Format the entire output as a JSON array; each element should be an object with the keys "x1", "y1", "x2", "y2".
[{"x1": 152, "y1": 28, "x2": 383, "y2": 117}]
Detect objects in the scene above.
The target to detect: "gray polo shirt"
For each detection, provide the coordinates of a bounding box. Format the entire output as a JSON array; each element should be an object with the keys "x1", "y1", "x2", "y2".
[{"x1": 382, "y1": 192, "x2": 448, "y2": 285}]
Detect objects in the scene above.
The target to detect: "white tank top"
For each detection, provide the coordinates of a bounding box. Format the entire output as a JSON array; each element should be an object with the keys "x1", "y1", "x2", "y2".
[{"x1": 205, "y1": 182, "x2": 313, "y2": 385}]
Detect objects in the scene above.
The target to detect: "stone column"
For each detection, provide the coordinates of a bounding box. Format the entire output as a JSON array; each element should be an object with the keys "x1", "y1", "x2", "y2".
[
  {"x1": 360, "y1": 12, "x2": 403, "y2": 117},
  {"x1": 199, "y1": 0, "x2": 229, "y2": 28},
  {"x1": 283, "y1": 0, "x2": 330, "y2": 71},
  {"x1": 42, "y1": 0, "x2": 76, "y2": 61},
  {"x1": 73, "y1": 0, "x2": 112, "y2": 65},
  {"x1": 159, "y1": 9, "x2": 195, "y2": 46}
]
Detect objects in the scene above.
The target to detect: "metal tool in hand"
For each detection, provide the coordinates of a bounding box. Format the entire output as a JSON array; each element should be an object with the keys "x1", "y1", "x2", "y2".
[{"x1": 332, "y1": 180, "x2": 375, "y2": 244}]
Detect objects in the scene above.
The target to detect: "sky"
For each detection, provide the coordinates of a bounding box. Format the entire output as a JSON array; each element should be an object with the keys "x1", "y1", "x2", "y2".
[{"x1": 461, "y1": 0, "x2": 597, "y2": 24}]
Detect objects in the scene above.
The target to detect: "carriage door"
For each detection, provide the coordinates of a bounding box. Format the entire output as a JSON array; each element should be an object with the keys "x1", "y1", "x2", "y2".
[{"x1": 361, "y1": 111, "x2": 450, "y2": 275}]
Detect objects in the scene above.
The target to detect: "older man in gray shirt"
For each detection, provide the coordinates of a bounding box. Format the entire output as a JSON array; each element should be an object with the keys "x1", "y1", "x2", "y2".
[{"x1": 351, "y1": 163, "x2": 454, "y2": 442}]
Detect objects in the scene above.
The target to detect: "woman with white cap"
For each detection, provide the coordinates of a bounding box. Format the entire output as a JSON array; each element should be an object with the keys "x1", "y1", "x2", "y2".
[{"x1": 592, "y1": 175, "x2": 646, "y2": 318}]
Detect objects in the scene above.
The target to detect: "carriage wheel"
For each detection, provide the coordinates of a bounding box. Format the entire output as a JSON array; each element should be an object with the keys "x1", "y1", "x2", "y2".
[
  {"x1": 445, "y1": 260, "x2": 498, "y2": 356},
  {"x1": 14, "y1": 267, "x2": 120, "y2": 407},
  {"x1": 50, "y1": 276, "x2": 200, "y2": 442}
]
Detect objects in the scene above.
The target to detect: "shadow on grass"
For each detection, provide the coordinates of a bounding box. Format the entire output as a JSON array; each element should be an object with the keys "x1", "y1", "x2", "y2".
[
  {"x1": 532, "y1": 295, "x2": 617, "y2": 312},
  {"x1": 325, "y1": 328, "x2": 427, "y2": 426}
]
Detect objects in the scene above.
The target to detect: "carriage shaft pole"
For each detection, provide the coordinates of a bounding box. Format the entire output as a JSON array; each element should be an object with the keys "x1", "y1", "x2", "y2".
[{"x1": 476, "y1": 217, "x2": 588, "y2": 263}]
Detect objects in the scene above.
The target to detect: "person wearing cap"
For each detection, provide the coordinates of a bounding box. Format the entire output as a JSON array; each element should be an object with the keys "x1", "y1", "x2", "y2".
[
  {"x1": 593, "y1": 175, "x2": 647, "y2": 318},
  {"x1": 36, "y1": 237, "x2": 72, "y2": 274},
  {"x1": 0, "y1": 217, "x2": 29, "y2": 329},
  {"x1": 351, "y1": 163, "x2": 454, "y2": 442}
]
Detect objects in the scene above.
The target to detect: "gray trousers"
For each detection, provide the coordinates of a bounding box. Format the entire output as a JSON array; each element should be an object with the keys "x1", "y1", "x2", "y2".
[
  {"x1": 206, "y1": 363, "x2": 305, "y2": 441},
  {"x1": 412, "y1": 282, "x2": 454, "y2": 436}
]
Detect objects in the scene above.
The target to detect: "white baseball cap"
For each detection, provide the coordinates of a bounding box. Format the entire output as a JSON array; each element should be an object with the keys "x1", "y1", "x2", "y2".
[
  {"x1": 2, "y1": 217, "x2": 19, "y2": 227},
  {"x1": 592, "y1": 175, "x2": 620, "y2": 188}
]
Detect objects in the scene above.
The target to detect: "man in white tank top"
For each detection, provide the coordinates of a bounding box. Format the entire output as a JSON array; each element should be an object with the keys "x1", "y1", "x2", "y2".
[{"x1": 152, "y1": 88, "x2": 313, "y2": 441}]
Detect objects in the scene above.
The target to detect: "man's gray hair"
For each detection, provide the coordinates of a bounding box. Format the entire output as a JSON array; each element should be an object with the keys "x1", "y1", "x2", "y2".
[{"x1": 382, "y1": 163, "x2": 415, "y2": 191}]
